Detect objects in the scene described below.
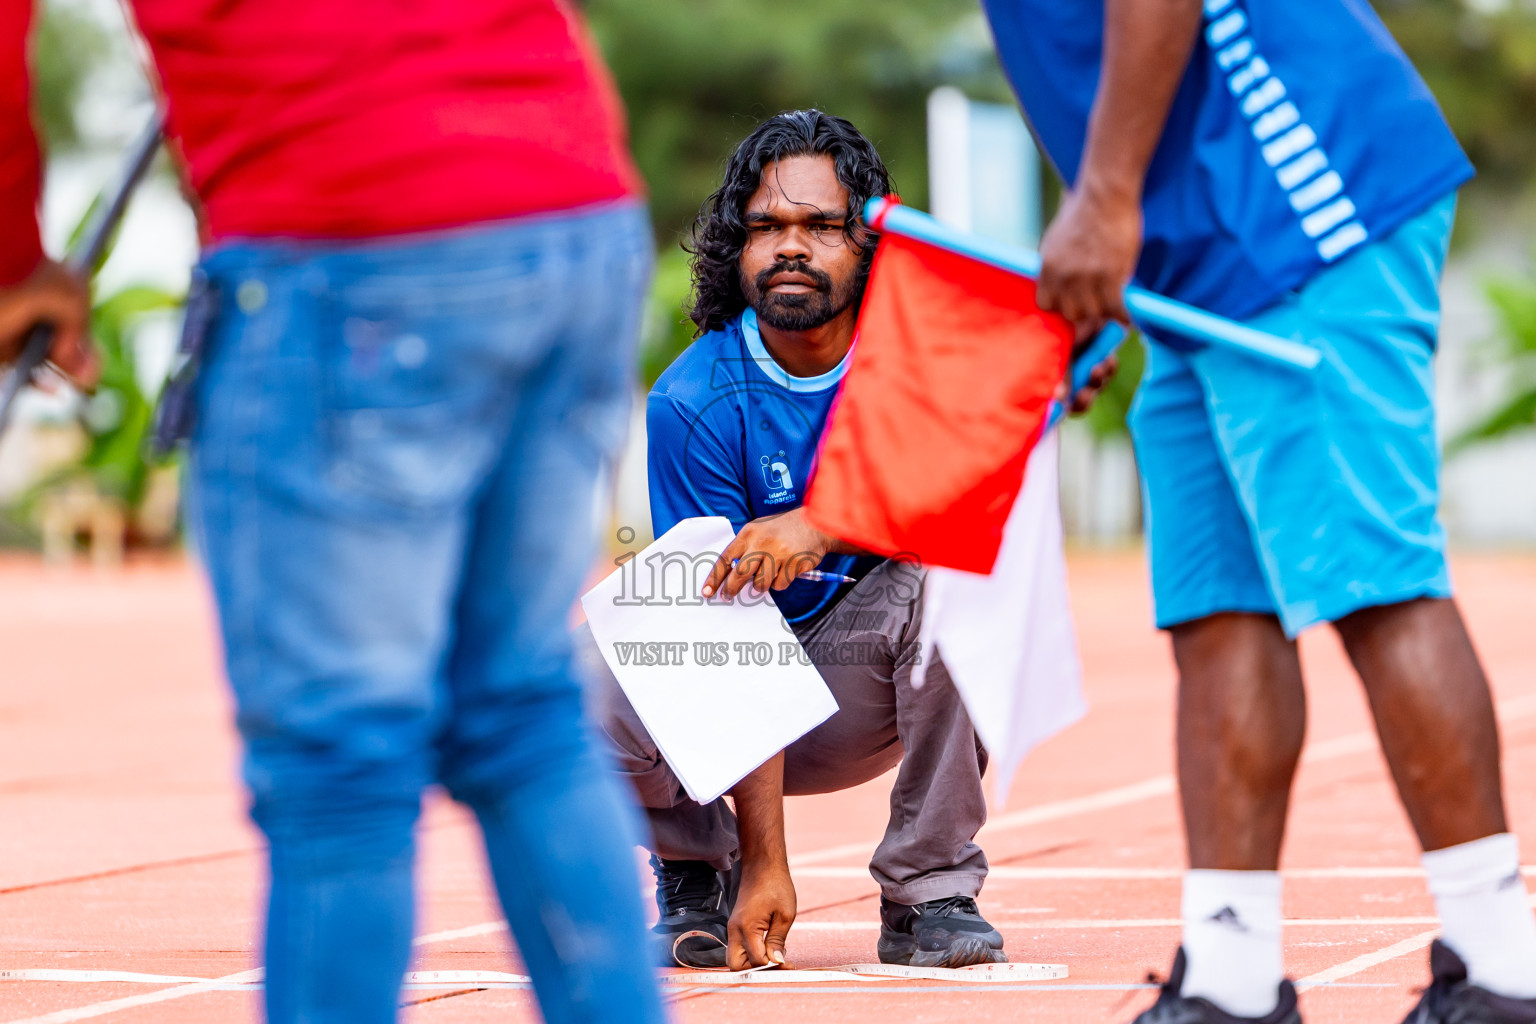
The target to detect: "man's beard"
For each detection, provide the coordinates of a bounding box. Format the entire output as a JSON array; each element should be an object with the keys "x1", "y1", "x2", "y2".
[{"x1": 742, "y1": 259, "x2": 857, "y2": 331}]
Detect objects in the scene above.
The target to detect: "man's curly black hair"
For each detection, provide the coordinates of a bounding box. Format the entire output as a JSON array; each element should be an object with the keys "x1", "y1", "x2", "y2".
[{"x1": 684, "y1": 109, "x2": 894, "y2": 337}]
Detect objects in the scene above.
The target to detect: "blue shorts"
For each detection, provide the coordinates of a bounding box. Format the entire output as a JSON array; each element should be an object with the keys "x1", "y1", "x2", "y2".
[{"x1": 1129, "y1": 194, "x2": 1457, "y2": 638}]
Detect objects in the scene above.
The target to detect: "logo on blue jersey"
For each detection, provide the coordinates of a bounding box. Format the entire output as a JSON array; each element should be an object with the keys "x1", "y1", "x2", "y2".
[{"x1": 761, "y1": 450, "x2": 796, "y2": 504}]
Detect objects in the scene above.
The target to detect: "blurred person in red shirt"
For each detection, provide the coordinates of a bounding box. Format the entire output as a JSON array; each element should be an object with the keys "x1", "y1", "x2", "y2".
[{"x1": 0, "y1": 4, "x2": 665, "y2": 1023}]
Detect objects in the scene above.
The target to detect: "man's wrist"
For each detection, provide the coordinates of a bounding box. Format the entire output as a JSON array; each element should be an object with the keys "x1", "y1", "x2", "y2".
[
  {"x1": 739, "y1": 853, "x2": 791, "y2": 882},
  {"x1": 1075, "y1": 167, "x2": 1143, "y2": 210},
  {"x1": 737, "y1": 833, "x2": 789, "y2": 876}
]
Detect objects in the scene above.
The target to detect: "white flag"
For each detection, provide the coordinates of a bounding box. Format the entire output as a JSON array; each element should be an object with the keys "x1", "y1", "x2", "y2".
[{"x1": 911, "y1": 430, "x2": 1086, "y2": 804}]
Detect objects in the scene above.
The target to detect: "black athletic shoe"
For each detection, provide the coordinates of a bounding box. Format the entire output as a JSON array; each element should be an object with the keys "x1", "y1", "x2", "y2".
[
  {"x1": 1400, "y1": 940, "x2": 1536, "y2": 1024},
  {"x1": 877, "y1": 895, "x2": 1007, "y2": 968},
  {"x1": 1127, "y1": 948, "x2": 1301, "y2": 1024},
  {"x1": 649, "y1": 856, "x2": 735, "y2": 968}
]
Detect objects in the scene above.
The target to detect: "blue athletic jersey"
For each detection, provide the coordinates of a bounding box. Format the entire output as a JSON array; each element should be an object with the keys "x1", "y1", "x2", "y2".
[
  {"x1": 981, "y1": 0, "x2": 1474, "y2": 320},
  {"x1": 647, "y1": 309, "x2": 882, "y2": 624}
]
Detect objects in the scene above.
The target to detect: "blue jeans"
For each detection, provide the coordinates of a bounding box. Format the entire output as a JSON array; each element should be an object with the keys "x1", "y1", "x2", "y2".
[{"x1": 188, "y1": 201, "x2": 665, "y2": 1024}]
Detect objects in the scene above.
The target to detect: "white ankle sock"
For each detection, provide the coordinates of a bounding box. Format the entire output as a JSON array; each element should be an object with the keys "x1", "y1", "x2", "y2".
[
  {"x1": 1423, "y1": 833, "x2": 1536, "y2": 998},
  {"x1": 1180, "y1": 870, "x2": 1284, "y2": 1018}
]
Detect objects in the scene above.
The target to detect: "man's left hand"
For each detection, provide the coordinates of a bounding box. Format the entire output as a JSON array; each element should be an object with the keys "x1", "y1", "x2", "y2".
[
  {"x1": 1057, "y1": 349, "x2": 1121, "y2": 415},
  {"x1": 703, "y1": 507, "x2": 837, "y2": 599}
]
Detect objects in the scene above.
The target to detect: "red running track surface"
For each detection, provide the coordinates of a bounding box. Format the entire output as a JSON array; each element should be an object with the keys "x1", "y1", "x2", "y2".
[{"x1": 2, "y1": 551, "x2": 1534, "y2": 1023}]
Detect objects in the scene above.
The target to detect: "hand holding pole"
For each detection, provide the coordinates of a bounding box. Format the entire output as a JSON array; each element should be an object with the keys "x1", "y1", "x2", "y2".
[{"x1": 0, "y1": 111, "x2": 166, "y2": 438}]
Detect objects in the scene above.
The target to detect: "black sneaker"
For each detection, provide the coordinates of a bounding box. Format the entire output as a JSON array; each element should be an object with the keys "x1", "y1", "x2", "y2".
[
  {"x1": 1400, "y1": 940, "x2": 1536, "y2": 1024},
  {"x1": 877, "y1": 895, "x2": 1007, "y2": 968},
  {"x1": 649, "y1": 856, "x2": 736, "y2": 968},
  {"x1": 1127, "y1": 948, "x2": 1301, "y2": 1024}
]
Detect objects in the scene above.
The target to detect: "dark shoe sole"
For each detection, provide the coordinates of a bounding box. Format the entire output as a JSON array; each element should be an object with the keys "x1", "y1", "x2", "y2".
[{"x1": 878, "y1": 932, "x2": 1007, "y2": 969}]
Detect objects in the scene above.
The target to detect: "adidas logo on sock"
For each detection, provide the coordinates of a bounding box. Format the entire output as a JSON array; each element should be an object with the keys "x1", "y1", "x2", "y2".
[{"x1": 1207, "y1": 906, "x2": 1250, "y2": 932}]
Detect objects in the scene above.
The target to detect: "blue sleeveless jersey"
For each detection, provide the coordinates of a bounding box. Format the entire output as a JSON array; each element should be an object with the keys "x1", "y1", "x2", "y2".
[{"x1": 981, "y1": 0, "x2": 1473, "y2": 320}]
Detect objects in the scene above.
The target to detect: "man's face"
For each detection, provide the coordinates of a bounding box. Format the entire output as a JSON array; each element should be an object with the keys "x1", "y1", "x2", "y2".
[{"x1": 739, "y1": 154, "x2": 865, "y2": 332}]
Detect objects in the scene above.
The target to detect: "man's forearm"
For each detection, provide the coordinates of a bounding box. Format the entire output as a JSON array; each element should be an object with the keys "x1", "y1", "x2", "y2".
[
  {"x1": 731, "y1": 751, "x2": 787, "y2": 870},
  {"x1": 1078, "y1": 0, "x2": 1204, "y2": 203},
  {"x1": 727, "y1": 751, "x2": 795, "y2": 967}
]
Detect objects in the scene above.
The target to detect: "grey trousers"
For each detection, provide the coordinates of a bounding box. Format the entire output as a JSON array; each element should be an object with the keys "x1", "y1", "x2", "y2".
[{"x1": 577, "y1": 559, "x2": 990, "y2": 905}]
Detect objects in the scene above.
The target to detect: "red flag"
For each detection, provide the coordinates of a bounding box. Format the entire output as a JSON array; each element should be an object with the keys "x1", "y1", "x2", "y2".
[{"x1": 804, "y1": 226, "x2": 1072, "y2": 574}]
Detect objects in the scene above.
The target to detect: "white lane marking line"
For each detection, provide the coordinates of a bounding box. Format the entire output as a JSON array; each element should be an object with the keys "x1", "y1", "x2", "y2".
[
  {"x1": 398, "y1": 696, "x2": 1536, "y2": 961},
  {"x1": 404, "y1": 970, "x2": 530, "y2": 984},
  {"x1": 1, "y1": 969, "x2": 263, "y2": 1024},
  {"x1": 1296, "y1": 892, "x2": 1536, "y2": 987},
  {"x1": 795, "y1": 865, "x2": 1536, "y2": 880},
  {"x1": 0, "y1": 972, "x2": 213, "y2": 984},
  {"x1": 0, "y1": 924, "x2": 516, "y2": 1023},
  {"x1": 790, "y1": 776, "x2": 1177, "y2": 867},
  {"x1": 790, "y1": 916, "x2": 1444, "y2": 931},
  {"x1": 411, "y1": 920, "x2": 509, "y2": 946},
  {"x1": 1300, "y1": 929, "x2": 1439, "y2": 985},
  {"x1": 791, "y1": 692, "x2": 1536, "y2": 868},
  {"x1": 0, "y1": 970, "x2": 530, "y2": 988},
  {"x1": 23, "y1": 693, "x2": 1527, "y2": 1022}
]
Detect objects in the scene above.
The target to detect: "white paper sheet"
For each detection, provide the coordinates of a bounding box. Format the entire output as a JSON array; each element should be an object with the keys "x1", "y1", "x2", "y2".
[
  {"x1": 580, "y1": 516, "x2": 839, "y2": 804},
  {"x1": 912, "y1": 431, "x2": 1087, "y2": 804}
]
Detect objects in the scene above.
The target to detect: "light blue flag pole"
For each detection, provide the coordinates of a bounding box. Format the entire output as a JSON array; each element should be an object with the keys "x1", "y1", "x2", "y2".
[{"x1": 865, "y1": 197, "x2": 1321, "y2": 379}]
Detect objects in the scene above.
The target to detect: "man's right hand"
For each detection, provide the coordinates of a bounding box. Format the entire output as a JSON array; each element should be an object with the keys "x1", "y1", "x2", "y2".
[
  {"x1": 0, "y1": 258, "x2": 97, "y2": 385},
  {"x1": 728, "y1": 860, "x2": 796, "y2": 970}
]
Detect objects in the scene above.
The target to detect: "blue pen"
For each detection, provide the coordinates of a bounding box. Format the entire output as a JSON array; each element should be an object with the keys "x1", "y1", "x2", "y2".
[
  {"x1": 799, "y1": 569, "x2": 857, "y2": 584},
  {"x1": 730, "y1": 559, "x2": 855, "y2": 585}
]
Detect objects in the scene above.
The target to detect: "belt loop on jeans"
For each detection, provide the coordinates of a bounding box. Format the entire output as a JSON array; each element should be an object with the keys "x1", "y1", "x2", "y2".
[{"x1": 147, "y1": 265, "x2": 222, "y2": 459}]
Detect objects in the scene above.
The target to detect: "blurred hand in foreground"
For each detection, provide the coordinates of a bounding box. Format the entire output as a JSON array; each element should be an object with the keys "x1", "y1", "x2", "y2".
[
  {"x1": 0, "y1": 259, "x2": 96, "y2": 386},
  {"x1": 1058, "y1": 349, "x2": 1121, "y2": 415}
]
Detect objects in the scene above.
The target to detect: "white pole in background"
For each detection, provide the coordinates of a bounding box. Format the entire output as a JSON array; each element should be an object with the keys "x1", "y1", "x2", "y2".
[
  {"x1": 925, "y1": 86, "x2": 1040, "y2": 248},
  {"x1": 927, "y1": 86, "x2": 974, "y2": 233}
]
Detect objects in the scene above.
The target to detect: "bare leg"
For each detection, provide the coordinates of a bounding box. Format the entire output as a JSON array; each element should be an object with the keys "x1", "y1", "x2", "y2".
[
  {"x1": 1173, "y1": 613, "x2": 1307, "y2": 870},
  {"x1": 1334, "y1": 597, "x2": 1506, "y2": 851}
]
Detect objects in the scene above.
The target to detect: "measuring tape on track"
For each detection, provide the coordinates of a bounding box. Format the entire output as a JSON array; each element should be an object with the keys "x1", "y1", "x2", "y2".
[
  {"x1": 664, "y1": 960, "x2": 1069, "y2": 984},
  {"x1": 664, "y1": 930, "x2": 1067, "y2": 984},
  {"x1": 3, "y1": 958, "x2": 1069, "y2": 990}
]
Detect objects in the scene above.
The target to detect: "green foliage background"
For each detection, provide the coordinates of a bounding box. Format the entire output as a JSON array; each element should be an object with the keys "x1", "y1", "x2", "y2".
[
  {"x1": 580, "y1": 0, "x2": 1012, "y2": 384},
  {"x1": 28, "y1": 0, "x2": 1536, "y2": 442},
  {"x1": 1451, "y1": 274, "x2": 1536, "y2": 449},
  {"x1": 578, "y1": 0, "x2": 1536, "y2": 409},
  {"x1": 584, "y1": 0, "x2": 1011, "y2": 248},
  {"x1": 1375, "y1": 0, "x2": 1536, "y2": 191},
  {"x1": 581, "y1": 0, "x2": 1536, "y2": 239}
]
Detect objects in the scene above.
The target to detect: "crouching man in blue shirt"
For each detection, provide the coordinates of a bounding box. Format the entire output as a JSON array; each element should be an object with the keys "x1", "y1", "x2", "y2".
[{"x1": 576, "y1": 110, "x2": 1013, "y2": 974}]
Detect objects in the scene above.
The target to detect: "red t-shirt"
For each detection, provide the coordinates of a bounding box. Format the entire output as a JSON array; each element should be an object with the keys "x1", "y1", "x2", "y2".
[{"x1": 0, "y1": 0, "x2": 641, "y2": 285}]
